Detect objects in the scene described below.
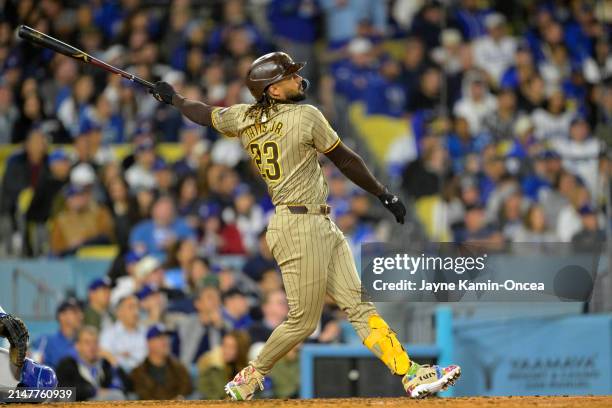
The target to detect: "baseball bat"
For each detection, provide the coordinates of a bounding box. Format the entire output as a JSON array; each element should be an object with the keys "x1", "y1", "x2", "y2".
[{"x1": 17, "y1": 25, "x2": 155, "y2": 90}]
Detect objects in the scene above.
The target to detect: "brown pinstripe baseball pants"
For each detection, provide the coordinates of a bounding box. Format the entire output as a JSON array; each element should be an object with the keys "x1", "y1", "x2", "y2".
[{"x1": 252, "y1": 209, "x2": 379, "y2": 375}]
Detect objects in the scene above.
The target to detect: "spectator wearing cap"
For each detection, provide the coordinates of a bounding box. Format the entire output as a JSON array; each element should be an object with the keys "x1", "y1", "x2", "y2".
[
  {"x1": 222, "y1": 287, "x2": 253, "y2": 330},
  {"x1": 32, "y1": 299, "x2": 83, "y2": 368},
  {"x1": 56, "y1": 326, "x2": 125, "y2": 401},
  {"x1": 49, "y1": 183, "x2": 115, "y2": 256},
  {"x1": 431, "y1": 29, "x2": 464, "y2": 77},
  {"x1": 199, "y1": 201, "x2": 246, "y2": 256},
  {"x1": 130, "y1": 324, "x2": 192, "y2": 400},
  {"x1": 99, "y1": 295, "x2": 147, "y2": 373},
  {"x1": 110, "y1": 256, "x2": 165, "y2": 307},
  {"x1": 472, "y1": 13, "x2": 517, "y2": 85},
  {"x1": 333, "y1": 37, "x2": 379, "y2": 103},
  {"x1": 176, "y1": 285, "x2": 225, "y2": 367},
  {"x1": 197, "y1": 331, "x2": 251, "y2": 400},
  {"x1": 83, "y1": 118, "x2": 116, "y2": 168},
  {"x1": 0, "y1": 128, "x2": 49, "y2": 242},
  {"x1": 125, "y1": 136, "x2": 158, "y2": 192},
  {"x1": 152, "y1": 159, "x2": 174, "y2": 195},
  {"x1": 130, "y1": 195, "x2": 195, "y2": 261},
  {"x1": 242, "y1": 230, "x2": 277, "y2": 283},
  {"x1": 137, "y1": 285, "x2": 166, "y2": 327},
  {"x1": 84, "y1": 278, "x2": 113, "y2": 332},
  {"x1": 571, "y1": 205, "x2": 605, "y2": 250},
  {"x1": 453, "y1": 72, "x2": 497, "y2": 135},
  {"x1": 552, "y1": 116, "x2": 601, "y2": 197}
]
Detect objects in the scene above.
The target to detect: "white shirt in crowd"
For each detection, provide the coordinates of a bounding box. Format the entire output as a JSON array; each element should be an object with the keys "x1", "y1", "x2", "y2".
[
  {"x1": 99, "y1": 321, "x2": 147, "y2": 372},
  {"x1": 454, "y1": 94, "x2": 497, "y2": 135},
  {"x1": 583, "y1": 56, "x2": 612, "y2": 84},
  {"x1": 556, "y1": 204, "x2": 583, "y2": 243},
  {"x1": 473, "y1": 35, "x2": 517, "y2": 84},
  {"x1": 551, "y1": 137, "x2": 601, "y2": 198},
  {"x1": 531, "y1": 109, "x2": 574, "y2": 141}
]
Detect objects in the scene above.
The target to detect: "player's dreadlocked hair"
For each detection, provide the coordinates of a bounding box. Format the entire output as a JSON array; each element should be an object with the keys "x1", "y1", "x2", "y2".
[{"x1": 244, "y1": 93, "x2": 280, "y2": 123}]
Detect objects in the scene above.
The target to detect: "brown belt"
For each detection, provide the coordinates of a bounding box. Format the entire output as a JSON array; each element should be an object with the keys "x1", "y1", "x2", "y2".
[{"x1": 276, "y1": 204, "x2": 331, "y2": 215}]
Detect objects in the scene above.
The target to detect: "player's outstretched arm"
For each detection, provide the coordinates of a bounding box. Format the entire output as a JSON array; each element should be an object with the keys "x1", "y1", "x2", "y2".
[
  {"x1": 325, "y1": 142, "x2": 407, "y2": 224},
  {"x1": 150, "y1": 81, "x2": 215, "y2": 127}
]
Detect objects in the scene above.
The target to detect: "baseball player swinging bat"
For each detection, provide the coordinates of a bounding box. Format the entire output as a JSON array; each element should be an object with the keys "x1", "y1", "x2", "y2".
[
  {"x1": 19, "y1": 24, "x2": 461, "y2": 399},
  {"x1": 148, "y1": 53, "x2": 462, "y2": 400},
  {"x1": 0, "y1": 306, "x2": 57, "y2": 393}
]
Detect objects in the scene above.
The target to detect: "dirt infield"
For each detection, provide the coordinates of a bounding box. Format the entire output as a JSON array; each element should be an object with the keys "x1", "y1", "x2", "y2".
[{"x1": 16, "y1": 396, "x2": 612, "y2": 408}]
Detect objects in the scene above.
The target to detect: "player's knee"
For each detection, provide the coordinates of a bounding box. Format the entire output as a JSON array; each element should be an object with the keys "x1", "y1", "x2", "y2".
[{"x1": 301, "y1": 320, "x2": 319, "y2": 337}]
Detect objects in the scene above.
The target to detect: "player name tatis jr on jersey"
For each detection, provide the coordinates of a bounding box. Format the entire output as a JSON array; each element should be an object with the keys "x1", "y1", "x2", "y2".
[{"x1": 242, "y1": 120, "x2": 284, "y2": 140}]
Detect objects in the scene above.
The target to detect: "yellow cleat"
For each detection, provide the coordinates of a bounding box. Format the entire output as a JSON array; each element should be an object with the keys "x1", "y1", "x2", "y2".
[{"x1": 364, "y1": 315, "x2": 411, "y2": 375}]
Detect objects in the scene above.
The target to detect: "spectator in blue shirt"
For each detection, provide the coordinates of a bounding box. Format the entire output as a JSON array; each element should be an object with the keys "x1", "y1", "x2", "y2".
[
  {"x1": 333, "y1": 38, "x2": 380, "y2": 102},
  {"x1": 364, "y1": 58, "x2": 407, "y2": 118},
  {"x1": 222, "y1": 287, "x2": 253, "y2": 330},
  {"x1": 267, "y1": 0, "x2": 318, "y2": 83},
  {"x1": 33, "y1": 299, "x2": 83, "y2": 368},
  {"x1": 452, "y1": 0, "x2": 491, "y2": 41},
  {"x1": 130, "y1": 195, "x2": 196, "y2": 261},
  {"x1": 320, "y1": 0, "x2": 387, "y2": 48}
]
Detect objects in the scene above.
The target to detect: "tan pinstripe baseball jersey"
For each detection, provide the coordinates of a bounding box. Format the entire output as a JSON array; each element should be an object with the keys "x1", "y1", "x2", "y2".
[
  {"x1": 211, "y1": 101, "x2": 410, "y2": 379},
  {"x1": 211, "y1": 103, "x2": 340, "y2": 205}
]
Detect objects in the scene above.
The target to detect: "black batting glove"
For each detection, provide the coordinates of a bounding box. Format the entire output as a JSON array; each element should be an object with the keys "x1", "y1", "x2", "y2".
[
  {"x1": 0, "y1": 313, "x2": 29, "y2": 367},
  {"x1": 150, "y1": 81, "x2": 176, "y2": 105},
  {"x1": 378, "y1": 191, "x2": 407, "y2": 224}
]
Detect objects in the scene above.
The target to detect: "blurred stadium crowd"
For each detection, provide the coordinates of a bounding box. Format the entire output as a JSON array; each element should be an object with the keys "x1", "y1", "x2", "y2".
[{"x1": 0, "y1": 0, "x2": 610, "y2": 401}]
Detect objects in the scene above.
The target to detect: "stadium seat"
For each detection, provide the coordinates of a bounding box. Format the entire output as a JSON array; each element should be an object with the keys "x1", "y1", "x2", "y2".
[
  {"x1": 348, "y1": 103, "x2": 411, "y2": 163},
  {"x1": 76, "y1": 245, "x2": 119, "y2": 259}
]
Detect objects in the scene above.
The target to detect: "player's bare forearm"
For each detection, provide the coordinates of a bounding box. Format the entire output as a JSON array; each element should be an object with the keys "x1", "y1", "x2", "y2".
[
  {"x1": 325, "y1": 142, "x2": 386, "y2": 196},
  {"x1": 325, "y1": 142, "x2": 407, "y2": 224},
  {"x1": 172, "y1": 94, "x2": 214, "y2": 127},
  {"x1": 150, "y1": 81, "x2": 214, "y2": 126}
]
